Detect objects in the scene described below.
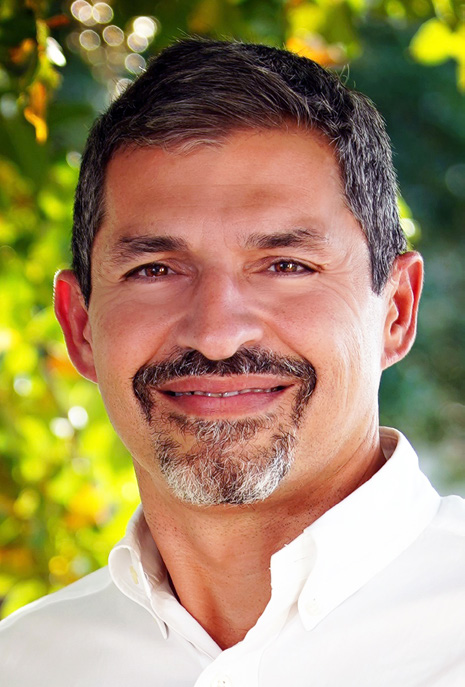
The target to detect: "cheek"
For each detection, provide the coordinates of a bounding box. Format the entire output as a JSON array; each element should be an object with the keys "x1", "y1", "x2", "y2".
[
  {"x1": 264, "y1": 287, "x2": 384, "y2": 389},
  {"x1": 89, "y1": 296, "x2": 168, "y2": 374},
  {"x1": 261, "y1": 288, "x2": 351, "y2": 353},
  {"x1": 86, "y1": 300, "x2": 167, "y2": 434}
]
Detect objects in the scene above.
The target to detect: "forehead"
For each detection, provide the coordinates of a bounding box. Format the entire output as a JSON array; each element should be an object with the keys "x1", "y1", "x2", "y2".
[{"x1": 97, "y1": 128, "x2": 359, "y2": 251}]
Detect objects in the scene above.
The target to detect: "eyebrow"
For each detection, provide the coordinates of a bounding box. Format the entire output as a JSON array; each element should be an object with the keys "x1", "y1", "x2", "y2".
[
  {"x1": 109, "y1": 227, "x2": 329, "y2": 265},
  {"x1": 243, "y1": 228, "x2": 329, "y2": 250},
  {"x1": 110, "y1": 235, "x2": 189, "y2": 264}
]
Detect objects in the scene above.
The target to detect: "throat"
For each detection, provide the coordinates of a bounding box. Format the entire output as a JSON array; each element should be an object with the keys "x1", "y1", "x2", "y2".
[{"x1": 171, "y1": 564, "x2": 273, "y2": 650}]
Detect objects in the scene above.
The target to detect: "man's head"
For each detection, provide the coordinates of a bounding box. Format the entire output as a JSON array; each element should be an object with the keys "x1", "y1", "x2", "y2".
[
  {"x1": 73, "y1": 37, "x2": 406, "y2": 306},
  {"x1": 55, "y1": 39, "x2": 422, "y2": 508}
]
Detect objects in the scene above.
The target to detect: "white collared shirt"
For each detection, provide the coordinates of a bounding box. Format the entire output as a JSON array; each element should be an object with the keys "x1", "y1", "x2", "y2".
[{"x1": 2, "y1": 428, "x2": 465, "y2": 686}]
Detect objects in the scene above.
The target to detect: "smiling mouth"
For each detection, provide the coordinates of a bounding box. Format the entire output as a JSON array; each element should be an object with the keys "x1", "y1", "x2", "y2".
[{"x1": 163, "y1": 385, "x2": 287, "y2": 398}]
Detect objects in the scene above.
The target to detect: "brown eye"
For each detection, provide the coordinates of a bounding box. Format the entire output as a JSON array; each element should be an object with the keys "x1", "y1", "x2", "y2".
[
  {"x1": 126, "y1": 262, "x2": 174, "y2": 281},
  {"x1": 271, "y1": 260, "x2": 308, "y2": 274},
  {"x1": 142, "y1": 263, "x2": 169, "y2": 277}
]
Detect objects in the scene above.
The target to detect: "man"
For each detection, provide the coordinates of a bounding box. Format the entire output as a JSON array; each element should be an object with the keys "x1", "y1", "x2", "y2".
[{"x1": 1, "y1": 38, "x2": 464, "y2": 685}]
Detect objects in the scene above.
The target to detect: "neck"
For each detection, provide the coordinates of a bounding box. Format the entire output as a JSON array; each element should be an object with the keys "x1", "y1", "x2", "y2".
[{"x1": 134, "y1": 427, "x2": 385, "y2": 649}]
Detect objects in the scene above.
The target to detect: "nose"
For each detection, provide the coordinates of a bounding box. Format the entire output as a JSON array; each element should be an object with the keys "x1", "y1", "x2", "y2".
[{"x1": 175, "y1": 270, "x2": 264, "y2": 360}]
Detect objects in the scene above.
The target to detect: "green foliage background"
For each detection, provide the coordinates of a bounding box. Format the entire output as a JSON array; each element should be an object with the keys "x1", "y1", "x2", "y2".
[{"x1": 0, "y1": 0, "x2": 464, "y2": 617}]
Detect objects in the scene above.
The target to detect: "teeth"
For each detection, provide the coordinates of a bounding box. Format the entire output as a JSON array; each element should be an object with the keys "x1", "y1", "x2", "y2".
[{"x1": 170, "y1": 386, "x2": 282, "y2": 398}]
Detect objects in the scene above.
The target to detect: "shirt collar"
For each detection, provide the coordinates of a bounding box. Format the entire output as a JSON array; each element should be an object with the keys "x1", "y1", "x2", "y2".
[
  {"x1": 109, "y1": 428, "x2": 440, "y2": 636},
  {"x1": 109, "y1": 506, "x2": 169, "y2": 637},
  {"x1": 270, "y1": 427, "x2": 440, "y2": 630}
]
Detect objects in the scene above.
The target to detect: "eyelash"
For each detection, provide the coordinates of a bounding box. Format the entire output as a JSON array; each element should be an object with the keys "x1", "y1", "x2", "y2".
[
  {"x1": 267, "y1": 260, "x2": 314, "y2": 275},
  {"x1": 125, "y1": 263, "x2": 174, "y2": 280},
  {"x1": 125, "y1": 259, "x2": 315, "y2": 281}
]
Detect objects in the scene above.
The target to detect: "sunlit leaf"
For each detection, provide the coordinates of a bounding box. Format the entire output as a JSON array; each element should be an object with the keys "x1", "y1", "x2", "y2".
[
  {"x1": 24, "y1": 81, "x2": 48, "y2": 143},
  {"x1": 410, "y1": 18, "x2": 453, "y2": 64},
  {"x1": 286, "y1": 34, "x2": 346, "y2": 66},
  {"x1": 1, "y1": 579, "x2": 47, "y2": 619}
]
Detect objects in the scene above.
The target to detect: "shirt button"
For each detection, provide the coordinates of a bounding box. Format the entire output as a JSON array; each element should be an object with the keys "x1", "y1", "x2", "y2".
[
  {"x1": 211, "y1": 675, "x2": 233, "y2": 687},
  {"x1": 305, "y1": 598, "x2": 321, "y2": 615}
]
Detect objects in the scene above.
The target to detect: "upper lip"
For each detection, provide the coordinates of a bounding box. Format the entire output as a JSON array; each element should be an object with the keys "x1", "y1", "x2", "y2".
[{"x1": 155, "y1": 375, "x2": 295, "y2": 394}]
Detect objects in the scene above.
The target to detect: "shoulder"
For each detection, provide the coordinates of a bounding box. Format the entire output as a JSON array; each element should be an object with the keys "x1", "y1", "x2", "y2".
[
  {"x1": 0, "y1": 566, "x2": 162, "y2": 686},
  {"x1": 0, "y1": 568, "x2": 114, "y2": 683},
  {"x1": 0, "y1": 566, "x2": 114, "y2": 633},
  {"x1": 421, "y1": 493, "x2": 465, "y2": 554},
  {"x1": 403, "y1": 493, "x2": 465, "y2": 590},
  {"x1": 423, "y1": 493, "x2": 465, "y2": 563},
  {"x1": 0, "y1": 566, "x2": 131, "y2": 661},
  {"x1": 433, "y1": 493, "x2": 465, "y2": 535}
]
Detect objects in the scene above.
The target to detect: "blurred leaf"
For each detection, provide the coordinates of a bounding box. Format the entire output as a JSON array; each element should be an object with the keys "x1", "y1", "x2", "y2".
[
  {"x1": 410, "y1": 18, "x2": 465, "y2": 90},
  {"x1": 0, "y1": 8, "x2": 36, "y2": 49},
  {"x1": 24, "y1": 80, "x2": 48, "y2": 142},
  {"x1": 410, "y1": 18, "x2": 454, "y2": 64},
  {"x1": 1, "y1": 579, "x2": 47, "y2": 618}
]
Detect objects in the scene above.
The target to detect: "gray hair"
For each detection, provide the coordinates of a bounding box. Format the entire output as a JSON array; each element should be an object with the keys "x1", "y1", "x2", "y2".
[{"x1": 73, "y1": 37, "x2": 406, "y2": 305}]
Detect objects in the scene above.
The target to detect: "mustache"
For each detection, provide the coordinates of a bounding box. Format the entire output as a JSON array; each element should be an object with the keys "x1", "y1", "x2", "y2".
[{"x1": 132, "y1": 347, "x2": 317, "y2": 420}]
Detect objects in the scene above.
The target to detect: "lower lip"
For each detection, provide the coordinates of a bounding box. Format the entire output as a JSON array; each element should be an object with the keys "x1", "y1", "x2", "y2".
[{"x1": 157, "y1": 387, "x2": 290, "y2": 417}]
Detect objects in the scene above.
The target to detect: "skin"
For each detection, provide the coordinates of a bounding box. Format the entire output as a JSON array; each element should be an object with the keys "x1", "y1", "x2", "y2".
[{"x1": 55, "y1": 128, "x2": 423, "y2": 649}]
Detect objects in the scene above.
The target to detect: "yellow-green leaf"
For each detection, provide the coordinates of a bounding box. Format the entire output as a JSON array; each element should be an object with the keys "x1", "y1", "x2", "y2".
[{"x1": 410, "y1": 18, "x2": 454, "y2": 65}]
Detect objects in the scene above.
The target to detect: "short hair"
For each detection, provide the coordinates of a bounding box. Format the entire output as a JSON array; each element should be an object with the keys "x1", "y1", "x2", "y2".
[{"x1": 73, "y1": 37, "x2": 406, "y2": 305}]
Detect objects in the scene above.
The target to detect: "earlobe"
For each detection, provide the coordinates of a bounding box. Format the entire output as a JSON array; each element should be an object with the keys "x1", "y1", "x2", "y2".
[
  {"x1": 54, "y1": 270, "x2": 98, "y2": 383},
  {"x1": 382, "y1": 252, "x2": 423, "y2": 370}
]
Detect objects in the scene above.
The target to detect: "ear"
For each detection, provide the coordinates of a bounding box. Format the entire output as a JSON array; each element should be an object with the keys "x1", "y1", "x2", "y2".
[
  {"x1": 54, "y1": 270, "x2": 97, "y2": 383},
  {"x1": 381, "y1": 252, "x2": 423, "y2": 370}
]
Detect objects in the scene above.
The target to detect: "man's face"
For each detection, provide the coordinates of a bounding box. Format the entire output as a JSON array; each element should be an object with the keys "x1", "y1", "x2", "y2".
[{"x1": 69, "y1": 129, "x2": 401, "y2": 506}]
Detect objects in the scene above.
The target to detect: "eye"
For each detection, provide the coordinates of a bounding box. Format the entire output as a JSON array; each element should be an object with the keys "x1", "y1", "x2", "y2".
[
  {"x1": 126, "y1": 262, "x2": 174, "y2": 280},
  {"x1": 268, "y1": 260, "x2": 314, "y2": 274}
]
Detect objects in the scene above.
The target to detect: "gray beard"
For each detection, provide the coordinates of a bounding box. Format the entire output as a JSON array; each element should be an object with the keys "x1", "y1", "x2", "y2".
[{"x1": 147, "y1": 410, "x2": 298, "y2": 506}]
